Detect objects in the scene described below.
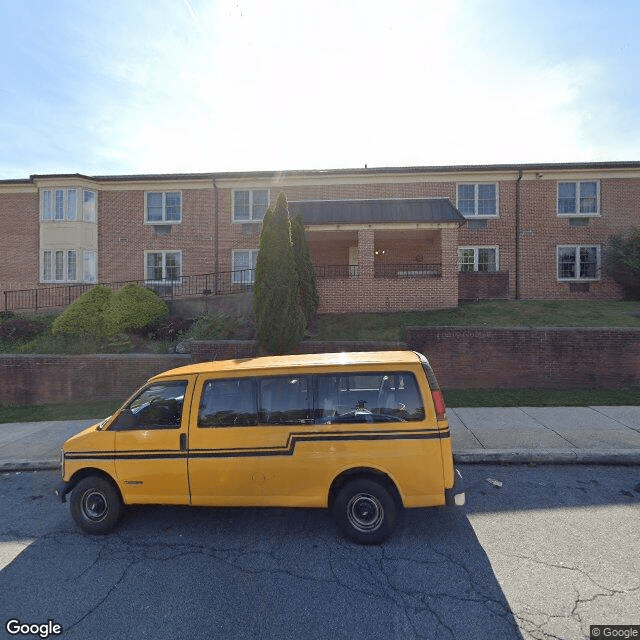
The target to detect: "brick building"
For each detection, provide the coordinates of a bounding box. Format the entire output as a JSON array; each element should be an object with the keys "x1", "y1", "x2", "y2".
[{"x1": 0, "y1": 161, "x2": 638, "y2": 313}]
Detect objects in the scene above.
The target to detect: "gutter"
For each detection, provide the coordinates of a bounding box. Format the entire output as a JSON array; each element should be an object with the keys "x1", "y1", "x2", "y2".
[
  {"x1": 213, "y1": 178, "x2": 219, "y2": 291},
  {"x1": 515, "y1": 168, "x2": 523, "y2": 300}
]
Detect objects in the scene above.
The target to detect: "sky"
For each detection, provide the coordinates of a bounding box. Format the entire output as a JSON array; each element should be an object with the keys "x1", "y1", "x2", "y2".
[{"x1": 0, "y1": 0, "x2": 639, "y2": 179}]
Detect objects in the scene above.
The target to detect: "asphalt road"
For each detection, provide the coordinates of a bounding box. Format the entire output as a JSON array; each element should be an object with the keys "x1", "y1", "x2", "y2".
[{"x1": 0, "y1": 465, "x2": 639, "y2": 640}]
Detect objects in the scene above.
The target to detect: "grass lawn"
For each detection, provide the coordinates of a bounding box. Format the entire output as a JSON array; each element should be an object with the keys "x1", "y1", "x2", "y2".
[{"x1": 315, "y1": 300, "x2": 640, "y2": 341}]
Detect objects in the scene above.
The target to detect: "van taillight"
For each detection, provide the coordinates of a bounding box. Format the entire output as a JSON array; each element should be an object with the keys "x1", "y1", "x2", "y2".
[{"x1": 431, "y1": 390, "x2": 446, "y2": 420}]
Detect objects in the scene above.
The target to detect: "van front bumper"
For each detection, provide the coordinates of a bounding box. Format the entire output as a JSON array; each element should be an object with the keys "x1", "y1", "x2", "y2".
[
  {"x1": 445, "y1": 468, "x2": 465, "y2": 507},
  {"x1": 54, "y1": 481, "x2": 71, "y2": 503}
]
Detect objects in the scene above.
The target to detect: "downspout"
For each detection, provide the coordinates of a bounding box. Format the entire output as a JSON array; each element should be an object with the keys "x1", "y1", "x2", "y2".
[
  {"x1": 213, "y1": 177, "x2": 219, "y2": 292},
  {"x1": 515, "y1": 168, "x2": 522, "y2": 300}
]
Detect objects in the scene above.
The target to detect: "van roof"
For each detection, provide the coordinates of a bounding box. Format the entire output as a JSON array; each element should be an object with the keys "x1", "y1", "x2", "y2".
[{"x1": 151, "y1": 351, "x2": 424, "y2": 380}]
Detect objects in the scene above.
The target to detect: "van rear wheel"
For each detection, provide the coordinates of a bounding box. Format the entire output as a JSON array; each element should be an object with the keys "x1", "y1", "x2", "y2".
[
  {"x1": 70, "y1": 476, "x2": 122, "y2": 535},
  {"x1": 333, "y1": 478, "x2": 397, "y2": 544}
]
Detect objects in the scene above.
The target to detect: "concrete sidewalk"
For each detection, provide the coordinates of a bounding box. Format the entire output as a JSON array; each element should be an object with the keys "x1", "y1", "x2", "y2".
[{"x1": 1, "y1": 406, "x2": 640, "y2": 472}]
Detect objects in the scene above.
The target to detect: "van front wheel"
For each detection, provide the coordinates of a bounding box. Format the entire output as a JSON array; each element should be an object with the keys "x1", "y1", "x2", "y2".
[
  {"x1": 333, "y1": 478, "x2": 397, "y2": 544},
  {"x1": 70, "y1": 476, "x2": 122, "y2": 535}
]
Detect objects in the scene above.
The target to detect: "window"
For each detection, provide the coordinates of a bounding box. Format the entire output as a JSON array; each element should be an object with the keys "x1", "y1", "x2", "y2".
[
  {"x1": 316, "y1": 371, "x2": 425, "y2": 423},
  {"x1": 197, "y1": 371, "x2": 425, "y2": 428},
  {"x1": 111, "y1": 381, "x2": 187, "y2": 430},
  {"x1": 83, "y1": 190, "x2": 97, "y2": 222},
  {"x1": 233, "y1": 189, "x2": 269, "y2": 222},
  {"x1": 42, "y1": 250, "x2": 78, "y2": 283},
  {"x1": 146, "y1": 192, "x2": 182, "y2": 223},
  {"x1": 259, "y1": 376, "x2": 311, "y2": 425},
  {"x1": 458, "y1": 247, "x2": 499, "y2": 272},
  {"x1": 198, "y1": 378, "x2": 258, "y2": 427},
  {"x1": 145, "y1": 251, "x2": 182, "y2": 282},
  {"x1": 557, "y1": 245, "x2": 600, "y2": 281},
  {"x1": 457, "y1": 184, "x2": 498, "y2": 217},
  {"x1": 557, "y1": 181, "x2": 599, "y2": 215},
  {"x1": 232, "y1": 250, "x2": 258, "y2": 284},
  {"x1": 84, "y1": 251, "x2": 97, "y2": 283},
  {"x1": 41, "y1": 188, "x2": 83, "y2": 221}
]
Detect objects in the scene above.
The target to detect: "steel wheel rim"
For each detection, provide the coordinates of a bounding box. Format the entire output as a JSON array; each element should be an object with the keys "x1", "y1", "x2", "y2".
[
  {"x1": 81, "y1": 489, "x2": 109, "y2": 522},
  {"x1": 347, "y1": 492, "x2": 384, "y2": 532}
]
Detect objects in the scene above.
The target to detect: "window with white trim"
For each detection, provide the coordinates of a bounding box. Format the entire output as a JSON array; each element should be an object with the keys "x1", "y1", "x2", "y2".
[
  {"x1": 42, "y1": 250, "x2": 78, "y2": 283},
  {"x1": 145, "y1": 192, "x2": 182, "y2": 223},
  {"x1": 82, "y1": 190, "x2": 97, "y2": 222},
  {"x1": 232, "y1": 250, "x2": 259, "y2": 283},
  {"x1": 233, "y1": 190, "x2": 269, "y2": 222},
  {"x1": 557, "y1": 245, "x2": 600, "y2": 281},
  {"x1": 83, "y1": 251, "x2": 97, "y2": 283},
  {"x1": 145, "y1": 251, "x2": 182, "y2": 282},
  {"x1": 456, "y1": 184, "x2": 498, "y2": 217},
  {"x1": 557, "y1": 181, "x2": 599, "y2": 215},
  {"x1": 458, "y1": 246, "x2": 499, "y2": 272}
]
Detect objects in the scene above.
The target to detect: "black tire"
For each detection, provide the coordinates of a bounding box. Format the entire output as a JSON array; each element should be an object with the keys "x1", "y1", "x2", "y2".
[
  {"x1": 332, "y1": 478, "x2": 398, "y2": 545},
  {"x1": 69, "y1": 476, "x2": 122, "y2": 535}
]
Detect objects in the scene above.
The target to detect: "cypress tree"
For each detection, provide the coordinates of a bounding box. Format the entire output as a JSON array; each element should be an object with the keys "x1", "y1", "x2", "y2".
[
  {"x1": 291, "y1": 213, "x2": 319, "y2": 324},
  {"x1": 254, "y1": 192, "x2": 306, "y2": 354}
]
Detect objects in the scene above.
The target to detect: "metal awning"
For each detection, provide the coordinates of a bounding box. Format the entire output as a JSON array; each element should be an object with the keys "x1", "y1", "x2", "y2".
[{"x1": 288, "y1": 198, "x2": 465, "y2": 226}]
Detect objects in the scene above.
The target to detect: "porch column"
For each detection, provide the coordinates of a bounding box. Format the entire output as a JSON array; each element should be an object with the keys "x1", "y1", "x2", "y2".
[{"x1": 357, "y1": 229, "x2": 375, "y2": 279}]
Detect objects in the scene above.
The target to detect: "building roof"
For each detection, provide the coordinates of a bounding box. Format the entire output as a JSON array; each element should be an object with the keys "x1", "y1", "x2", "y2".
[
  {"x1": 288, "y1": 197, "x2": 466, "y2": 225},
  {"x1": 1, "y1": 159, "x2": 640, "y2": 185}
]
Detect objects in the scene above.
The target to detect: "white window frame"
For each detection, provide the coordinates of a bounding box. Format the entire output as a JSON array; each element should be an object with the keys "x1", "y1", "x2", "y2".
[
  {"x1": 232, "y1": 249, "x2": 259, "y2": 283},
  {"x1": 144, "y1": 250, "x2": 183, "y2": 282},
  {"x1": 83, "y1": 250, "x2": 97, "y2": 283},
  {"x1": 82, "y1": 189, "x2": 97, "y2": 222},
  {"x1": 232, "y1": 189, "x2": 269, "y2": 222},
  {"x1": 41, "y1": 249, "x2": 79, "y2": 283},
  {"x1": 556, "y1": 245, "x2": 600, "y2": 282},
  {"x1": 145, "y1": 192, "x2": 182, "y2": 224},
  {"x1": 456, "y1": 183, "x2": 499, "y2": 218},
  {"x1": 41, "y1": 188, "x2": 81, "y2": 222},
  {"x1": 557, "y1": 180, "x2": 600, "y2": 217},
  {"x1": 457, "y1": 246, "x2": 499, "y2": 272}
]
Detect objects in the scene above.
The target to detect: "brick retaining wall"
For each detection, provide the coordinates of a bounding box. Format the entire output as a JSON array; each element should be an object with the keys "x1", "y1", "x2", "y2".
[
  {"x1": 404, "y1": 326, "x2": 640, "y2": 389},
  {"x1": 0, "y1": 354, "x2": 190, "y2": 405},
  {"x1": 1, "y1": 327, "x2": 638, "y2": 405}
]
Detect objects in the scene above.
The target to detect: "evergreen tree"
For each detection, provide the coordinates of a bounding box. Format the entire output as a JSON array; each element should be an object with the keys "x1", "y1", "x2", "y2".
[
  {"x1": 254, "y1": 192, "x2": 306, "y2": 354},
  {"x1": 605, "y1": 228, "x2": 640, "y2": 299},
  {"x1": 291, "y1": 213, "x2": 319, "y2": 324}
]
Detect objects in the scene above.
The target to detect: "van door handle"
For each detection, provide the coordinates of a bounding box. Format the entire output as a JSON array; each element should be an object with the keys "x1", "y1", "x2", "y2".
[{"x1": 180, "y1": 433, "x2": 187, "y2": 451}]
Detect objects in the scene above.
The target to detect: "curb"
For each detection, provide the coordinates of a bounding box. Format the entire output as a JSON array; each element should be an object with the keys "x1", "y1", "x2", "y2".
[
  {"x1": 454, "y1": 449, "x2": 640, "y2": 465},
  {"x1": 0, "y1": 460, "x2": 59, "y2": 472},
  {"x1": 3, "y1": 450, "x2": 640, "y2": 473}
]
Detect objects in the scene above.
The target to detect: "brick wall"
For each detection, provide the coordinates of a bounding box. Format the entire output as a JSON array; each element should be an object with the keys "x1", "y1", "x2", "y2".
[
  {"x1": 0, "y1": 190, "x2": 39, "y2": 291},
  {"x1": 405, "y1": 326, "x2": 640, "y2": 389},
  {"x1": 0, "y1": 354, "x2": 190, "y2": 405}
]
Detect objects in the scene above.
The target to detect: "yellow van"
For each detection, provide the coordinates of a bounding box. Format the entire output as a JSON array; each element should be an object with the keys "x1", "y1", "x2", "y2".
[{"x1": 56, "y1": 351, "x2": 464, "y2": 544}]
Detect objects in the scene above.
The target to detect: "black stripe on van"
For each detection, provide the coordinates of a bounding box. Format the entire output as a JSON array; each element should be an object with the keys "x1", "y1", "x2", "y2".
[{"x1": 64, "y1": 428, "x2": 449, "y2": 462}]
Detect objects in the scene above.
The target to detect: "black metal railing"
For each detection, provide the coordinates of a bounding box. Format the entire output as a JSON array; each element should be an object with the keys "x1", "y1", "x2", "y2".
[
  {"x1": 374, "y1": 263, "x2": 442, "y2": 278},
  {"x1": 3, "y1": 269, "x2": 256, "y2": 312},
  {"x1": 314, "y1": 264, "x2": 358, "y2": 278}
]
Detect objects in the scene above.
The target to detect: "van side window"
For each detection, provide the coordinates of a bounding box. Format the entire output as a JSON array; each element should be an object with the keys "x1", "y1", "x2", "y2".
[
  {"x1": 111, "y1": 380, "x2": 187, "y2": 430},
  {"x1": 316, "y1": 372, "x2": 425, "y2": 423},
  {"x1": 259, "y1": 376, "x2": 311, "y2": 425},
  {"x1": 198, "y1": 378, "x2": 257, "y2": 427}
]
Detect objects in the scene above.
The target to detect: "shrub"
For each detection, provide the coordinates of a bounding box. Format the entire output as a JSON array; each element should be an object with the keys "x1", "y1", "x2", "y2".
[
  {"x1": 187, "y1": 313, "x2": 240, "y2": 340},
  {"x1": 51, "y1": 286, "x2": 113, "y2": 339},
  {"x1": 150, "y1": 316, "x2": 195, "y2": 341},
  {"x1": 0, "y1": 317, "x2": 45, "y2": 342},
  {"x1": 105, "y1": 283, "x2": 168, "y2": 335}
]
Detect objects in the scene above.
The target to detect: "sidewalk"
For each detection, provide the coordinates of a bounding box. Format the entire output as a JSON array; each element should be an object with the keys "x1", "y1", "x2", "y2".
[{"x1": 1, "y1": 407, "x2": 640, "y2": 472}]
